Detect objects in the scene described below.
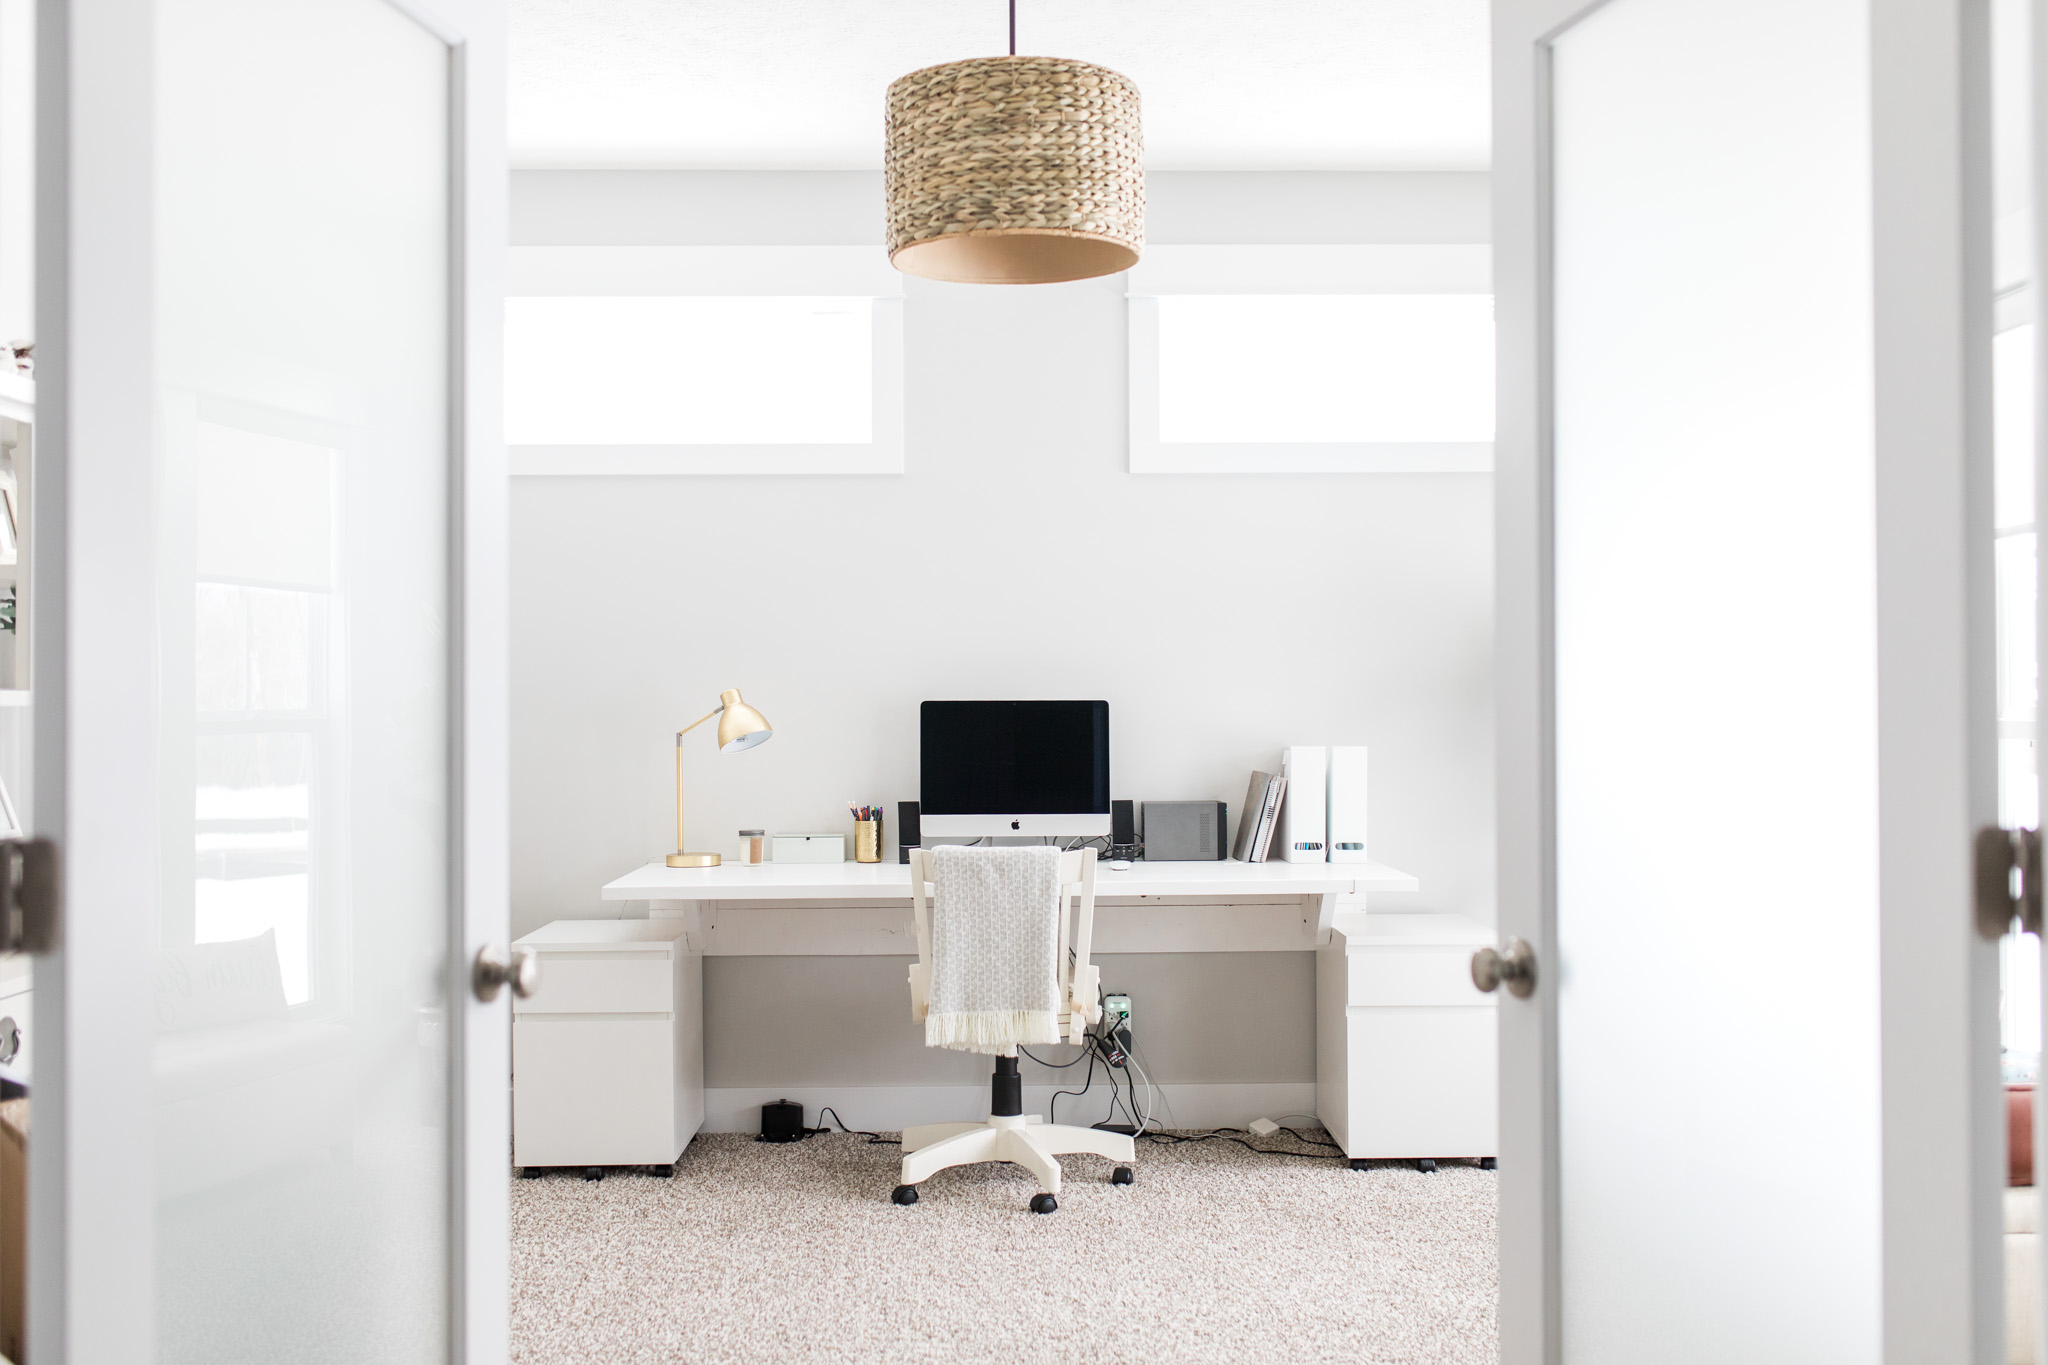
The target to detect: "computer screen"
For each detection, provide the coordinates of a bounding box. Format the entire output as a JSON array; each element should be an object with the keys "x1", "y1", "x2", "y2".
[{"x1": 919, "y1": 701, "x2": 1110, "y2": 837}]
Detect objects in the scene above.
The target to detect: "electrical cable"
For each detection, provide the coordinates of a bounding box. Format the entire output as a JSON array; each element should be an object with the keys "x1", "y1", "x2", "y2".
[
  {"x1": 1140, "y1": 1128, "x2": 1348, "y2": 1162},
  {"x1": 802, "y1": 1106, "x2": 900, "y2": 1146},
  {"x1": 1123, "y1": 1048, "x2": 1156, "y2": 1135},
  {"x1": 1125, "y1": 1030, "x2": 1180, "y2": 1130},
  {"x1": 1048, "y1": 1049, "x2": 1100, "y2": 1127}
]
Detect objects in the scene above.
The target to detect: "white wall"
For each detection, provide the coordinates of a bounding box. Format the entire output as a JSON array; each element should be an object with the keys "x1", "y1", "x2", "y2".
[{"x1": 509, "y1": 169, "x2": 1494, "y2": 1101}]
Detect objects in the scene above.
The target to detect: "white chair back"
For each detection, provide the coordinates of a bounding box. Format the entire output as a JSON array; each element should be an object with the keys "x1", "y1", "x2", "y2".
[{"x1": 906, "y1": 846, "x2": 1102, "y2": 1043}]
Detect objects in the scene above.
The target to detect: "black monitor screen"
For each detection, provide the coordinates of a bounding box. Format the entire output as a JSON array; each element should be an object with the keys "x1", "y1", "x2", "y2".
[{"x1": 920, "y1": 701, "x2": 1110, "y2": 815}]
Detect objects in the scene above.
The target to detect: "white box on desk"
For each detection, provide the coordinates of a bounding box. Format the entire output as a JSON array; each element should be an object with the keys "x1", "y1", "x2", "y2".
[
  {"x1": 1280, "y1": 745, "x2": 1328, "y2": 863},
  {"x1": 772, "y1": 834, "x2": 844, "y2": 863},
  {"x1": 1327, "y1": 745, "x2": 1369, "y2": 864}
]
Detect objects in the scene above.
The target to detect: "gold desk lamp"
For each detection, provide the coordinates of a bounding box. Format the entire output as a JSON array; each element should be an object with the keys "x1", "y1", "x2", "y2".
[{"x1": 667, "y1": 689, "x2": 773, "y2": 868}]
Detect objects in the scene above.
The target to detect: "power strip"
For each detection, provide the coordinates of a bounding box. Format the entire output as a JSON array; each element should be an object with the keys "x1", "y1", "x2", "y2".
[{"x1": 1102, "y1": 993, "x2": 1133, "y2": 1067}]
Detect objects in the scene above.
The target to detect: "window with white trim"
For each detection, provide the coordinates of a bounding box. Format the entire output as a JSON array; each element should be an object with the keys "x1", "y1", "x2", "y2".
[
  {"x1": 506, "y1": 246, "x2": 904, "y2": 475},
  {"x1": 1127, "y1": 245, "x2": 1494, "y2": 474}
]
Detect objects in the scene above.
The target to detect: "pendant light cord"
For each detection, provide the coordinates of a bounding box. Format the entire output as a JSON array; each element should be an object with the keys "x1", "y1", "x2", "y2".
[{"x1": 1009, "y1": 0, "x2": 1016, "y2": 55}]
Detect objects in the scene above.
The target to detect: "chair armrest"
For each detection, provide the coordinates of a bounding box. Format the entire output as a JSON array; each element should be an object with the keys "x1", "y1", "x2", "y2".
[
  {"x1": 1069, "y1": 963, "x2": 1102, "y2": 1023},
  {"x1": 908, "y1": 963, "x2": 929, "y2": 1021}
]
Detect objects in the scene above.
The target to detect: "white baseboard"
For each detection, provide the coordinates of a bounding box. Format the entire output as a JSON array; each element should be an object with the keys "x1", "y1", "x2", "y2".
[{"x1": 701, "y1": 1082, "x2": 1319, "y2": 1135}]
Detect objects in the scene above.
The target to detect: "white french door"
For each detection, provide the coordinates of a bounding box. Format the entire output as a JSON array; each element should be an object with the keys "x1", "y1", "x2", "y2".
[
  {"x1": 1494, "y1": 0, "x2": 2003, "y2": 1361},
  {"x1": 32, "y1": 0, "x2": 507, "y2": 1361}
]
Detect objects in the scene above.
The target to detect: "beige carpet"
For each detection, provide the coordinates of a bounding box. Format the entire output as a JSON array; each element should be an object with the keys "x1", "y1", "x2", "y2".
[{"x1": 510, "y1": 1131, "x2": 1498, "y2": 1365}]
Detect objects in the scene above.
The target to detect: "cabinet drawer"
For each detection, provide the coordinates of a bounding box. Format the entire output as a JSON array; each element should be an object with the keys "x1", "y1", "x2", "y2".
[
  {"x1": 1347, "y1": 946, "x2": 1491, "y2": 1008},
  {"x1": 517, "y1": 950, "x2": 672, "y2": 1015}
]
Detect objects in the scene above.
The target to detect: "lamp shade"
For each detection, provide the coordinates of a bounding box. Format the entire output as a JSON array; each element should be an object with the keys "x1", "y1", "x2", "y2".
[
  {"x1": 885, "y1": 55, "x2": 1143, "y2": 285},
  {"x1": 715, "y1": 689, "x2": 773, "y2": 752}
]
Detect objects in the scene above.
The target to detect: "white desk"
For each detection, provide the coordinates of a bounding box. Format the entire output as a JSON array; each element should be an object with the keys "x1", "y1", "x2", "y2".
[
  {"x1": 588, "y1": 857, "x2": 1497, "y2": 1166},
  {"x1": 601, "y1": 857, "x2": 1420, "y2": 956}
]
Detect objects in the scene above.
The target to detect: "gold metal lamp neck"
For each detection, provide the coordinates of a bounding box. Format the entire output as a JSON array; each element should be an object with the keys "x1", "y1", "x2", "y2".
[{"x1": 667, "y1": 688, "x2": 774, "y2": 868}]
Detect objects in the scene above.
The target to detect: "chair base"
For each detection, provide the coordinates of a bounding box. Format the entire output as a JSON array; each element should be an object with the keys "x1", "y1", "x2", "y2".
[{"x1": 899, "y1": 1113, "x2": 1136, "y2": 1197}]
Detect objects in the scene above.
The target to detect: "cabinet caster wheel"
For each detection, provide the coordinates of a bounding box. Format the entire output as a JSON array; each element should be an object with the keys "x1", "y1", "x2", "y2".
[
  {"x1": 1110, "y1": 1165, "x2": 1134, "y2": 1186},
  {"x1": 1480, "y1": 1157, "x2": 1497, "y2": 1171},
  {"x1": 891, "y1": 1185, "x2": 919, "y2": 1206},
  {"x1": 518, "y1": 1167, "x2": 543, "y2": 1179},
  {"x1": 1417, "y1": 1159, "x2": 1437, "y2": 1173},
  {"x1": 1348, "y1": 1158, "x2": 1368, "y2": 1171},
  {"x1": 1029, "y1": 1193, "x2": 1058, "y2": 1214},
  {"x1": 646, "y1": 1163, "x2": 675, "y2": 1178},
  {"x1": 583, "y1": 1167, "x2": 605, "y2": 1182}
]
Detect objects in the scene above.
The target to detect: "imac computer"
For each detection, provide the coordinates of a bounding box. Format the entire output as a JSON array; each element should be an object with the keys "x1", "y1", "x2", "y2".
[{"x1": 919, "y1": 700, "x2": 1111, "y2": 839}]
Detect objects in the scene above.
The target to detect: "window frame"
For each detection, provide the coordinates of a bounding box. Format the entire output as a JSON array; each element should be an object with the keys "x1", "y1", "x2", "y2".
[
  {"x1": 506, "y1": 245, "x2": 905, "y2": 476},
  {"x1": 1126, "y1": 244, "x2": 1495, "y2": 475}
]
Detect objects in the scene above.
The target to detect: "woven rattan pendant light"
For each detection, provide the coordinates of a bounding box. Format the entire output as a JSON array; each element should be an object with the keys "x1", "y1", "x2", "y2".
[{"x1": 885, "y1": 0, "x2": 1143, "y2": 285}]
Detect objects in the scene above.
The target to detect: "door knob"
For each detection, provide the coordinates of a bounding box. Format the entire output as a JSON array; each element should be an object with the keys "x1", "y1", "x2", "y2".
[
  {"x1": 1472, "y1": 938, "x2": 1538, "y2": 999},
  {"x1": 472, "y1": 945, "x2": 539, "y2": 1003}
]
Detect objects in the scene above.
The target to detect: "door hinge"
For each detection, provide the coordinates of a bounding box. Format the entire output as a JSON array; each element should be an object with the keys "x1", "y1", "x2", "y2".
[
  {"x1": 0, "y1": 838, "x2": 59, "y2": 955},
  {"x1": 1974, "y1": 825, "x2": 2041, "y2": 940}
]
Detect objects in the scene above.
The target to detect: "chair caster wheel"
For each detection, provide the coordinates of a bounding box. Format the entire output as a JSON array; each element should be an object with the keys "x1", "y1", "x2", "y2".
[
  {"x1": 1348, "y1": 1158, "x2": 1368, "y2": 1171},
  {"x1": 1417, "y1": 1159, "x2": 1437, "y2": 1173},
  {"x1": 1480, "y1": 1157, "x2": 1497, "y2": 1171},
  {"x1": 1111, "y1": 1165, "x2": 1134, "y2": 1186},
  {"x1": 1029, "y1": 1193, "x2": 1058, "y2": 1214},
  {"x1": 583, "y1": 1167, "x2": 604, "y2": 1182},
  {"x1": 891, "y1": 1185, "x2": 919, "y2": 1206}
]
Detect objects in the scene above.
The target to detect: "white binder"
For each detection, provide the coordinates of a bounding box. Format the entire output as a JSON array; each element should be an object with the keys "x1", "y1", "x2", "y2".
[
  {"x1": 1327, "y1": 745, "x2": 1369, "y2": 864},
  {"x1": 1279, "y1": 746, "x2": 1329, "y2": 863}
]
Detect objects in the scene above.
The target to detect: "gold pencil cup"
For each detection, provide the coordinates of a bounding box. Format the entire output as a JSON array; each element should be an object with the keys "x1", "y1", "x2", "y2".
[{"x1": 854, "y1": 819, "x2": 881, "y2": 863}]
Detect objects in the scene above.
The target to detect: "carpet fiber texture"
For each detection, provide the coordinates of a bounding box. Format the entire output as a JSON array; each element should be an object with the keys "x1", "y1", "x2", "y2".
[{"x1": 510, "y1": 1131, "x2": 1498, "y2": 1365}]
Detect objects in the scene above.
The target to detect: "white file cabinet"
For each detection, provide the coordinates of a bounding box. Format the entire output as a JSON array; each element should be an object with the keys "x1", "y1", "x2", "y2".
[
  {"x1": 512, "y1": 919, "x2": 702, "y2": 1175},
  {"x1": 1315, "y1": 911, "x2": 1497, "y2": 1171}
]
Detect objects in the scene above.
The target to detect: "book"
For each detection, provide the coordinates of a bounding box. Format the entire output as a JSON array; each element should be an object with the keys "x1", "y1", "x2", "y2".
[
  {"x1": 1233, "y1": 771, "x2": 1274, "y2": 861},
  {"x1": 1251, "y1": 774, "x2": 1288, "y2": 862}
]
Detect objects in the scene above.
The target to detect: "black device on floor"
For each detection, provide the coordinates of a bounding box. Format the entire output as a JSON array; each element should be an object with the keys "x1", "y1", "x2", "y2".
[
  {"x1": 760, "y1": 1098, "x2": 805, "y2": 1143},
  {"x1": 898, "y1": 800, "x2": 920, "y2": 863}
]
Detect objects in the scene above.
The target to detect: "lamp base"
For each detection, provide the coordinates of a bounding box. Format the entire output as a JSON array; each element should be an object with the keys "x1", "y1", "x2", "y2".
[{"x1": 666, "y1": 852, "x2": 721, "y2": 868}]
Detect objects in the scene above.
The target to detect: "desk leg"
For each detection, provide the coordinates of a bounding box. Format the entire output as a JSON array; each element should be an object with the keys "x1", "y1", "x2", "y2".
[
  {"x1": 1314, "y1": 935, "x2": 1351, "y2": 1157},
  {"x1": 655, "y1": 902, "x2": 708, "y2": 1162},
  {"x1": 1313, "y1": 892, "x2": 1339, "y2": 946}
]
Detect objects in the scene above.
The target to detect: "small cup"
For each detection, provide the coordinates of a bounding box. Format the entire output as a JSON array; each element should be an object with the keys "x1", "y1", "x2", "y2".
[{"x1": 854, "y1": 819, "x2": 881, "y2": 863}]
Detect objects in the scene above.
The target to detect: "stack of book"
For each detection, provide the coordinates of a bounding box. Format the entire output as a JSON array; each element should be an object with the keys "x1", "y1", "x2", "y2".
[{"x1": 1231, "y1": 769, "x2": 1288, "y2": 863}]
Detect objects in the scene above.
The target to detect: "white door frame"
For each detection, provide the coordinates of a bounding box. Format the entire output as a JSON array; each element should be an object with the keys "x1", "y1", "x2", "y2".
[
  {"x1": 31, "y1": 0, "x2": 507, "y2": 1360},
  {"x1": 1493, "y1": 0, "x2": 2000, "y2": 1359}
]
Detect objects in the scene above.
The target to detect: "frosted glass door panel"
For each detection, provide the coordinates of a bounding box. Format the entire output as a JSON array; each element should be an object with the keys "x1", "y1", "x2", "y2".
[
  {"x1": 1552, "y1": 1, "x2": 1879, "y2": 1362},
  {"x1": 152, "y1": 0, "x2": 452, "y2": 1361}
]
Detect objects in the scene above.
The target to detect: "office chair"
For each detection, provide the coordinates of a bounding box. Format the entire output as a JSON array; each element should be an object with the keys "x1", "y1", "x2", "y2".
[{"x1": 894, "y1": 846, "x2": 1136, "y2": 1214}]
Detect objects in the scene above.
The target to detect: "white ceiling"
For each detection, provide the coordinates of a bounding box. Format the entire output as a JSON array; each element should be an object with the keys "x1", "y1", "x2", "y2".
[{"x1": 509, "y1": 0, "x2": 1492, "y2": 171}]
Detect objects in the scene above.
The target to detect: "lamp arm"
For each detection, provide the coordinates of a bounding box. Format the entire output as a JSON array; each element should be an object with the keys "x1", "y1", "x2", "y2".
[{"x1": 672, "y1": 706, "x2": 723, "y2": 856}]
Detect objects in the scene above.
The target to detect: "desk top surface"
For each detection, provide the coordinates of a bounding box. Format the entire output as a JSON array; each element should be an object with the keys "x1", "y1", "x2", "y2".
[{"x1": 602, "y1": 857, "x2": 1419, "y2": 901}]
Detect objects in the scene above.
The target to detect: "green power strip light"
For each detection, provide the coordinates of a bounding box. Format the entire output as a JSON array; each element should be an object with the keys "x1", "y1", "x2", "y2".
[{"x1": 1104, "y1": 994, "x2": 1131, "y2": 1023}]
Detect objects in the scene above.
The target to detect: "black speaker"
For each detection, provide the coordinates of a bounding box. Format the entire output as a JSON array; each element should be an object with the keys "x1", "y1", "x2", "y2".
[
  {"x1": 1111, "y1": 799, "x2": 1135, "y2": 845},
  {"x1": 760, "y1": 1098, "x2": 805, "y2": 1143},
  {"x1": 898, "y1": 800, "x2": 921, "y2": 863}
]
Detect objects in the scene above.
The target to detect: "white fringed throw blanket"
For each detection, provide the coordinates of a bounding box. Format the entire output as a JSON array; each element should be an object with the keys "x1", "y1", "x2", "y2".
[{"x1": 925, "y1": 845, "x2": 1064, "y2": 1055}]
